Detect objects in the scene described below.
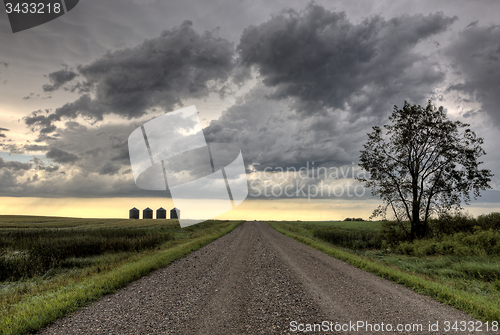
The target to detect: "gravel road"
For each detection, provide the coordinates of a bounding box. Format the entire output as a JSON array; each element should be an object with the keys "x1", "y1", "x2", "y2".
[{"x1": 37, "y1": 221, "x2": 487, "y2": 334}]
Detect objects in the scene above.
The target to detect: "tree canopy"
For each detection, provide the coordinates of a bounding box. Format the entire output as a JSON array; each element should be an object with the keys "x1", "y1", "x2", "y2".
[{"x1": 358, "y1": 100, "x2": 493, "y2": 240}]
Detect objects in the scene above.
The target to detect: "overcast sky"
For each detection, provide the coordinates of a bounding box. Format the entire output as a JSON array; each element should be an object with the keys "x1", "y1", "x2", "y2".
[{"x1": 1, "y1": 0, "x2": 500, "y2": 219}]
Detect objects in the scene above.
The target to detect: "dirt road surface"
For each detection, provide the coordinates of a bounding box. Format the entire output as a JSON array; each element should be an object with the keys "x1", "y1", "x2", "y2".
[{"x1": 37, "y1": 221, "x2": 485, "y2": 334}]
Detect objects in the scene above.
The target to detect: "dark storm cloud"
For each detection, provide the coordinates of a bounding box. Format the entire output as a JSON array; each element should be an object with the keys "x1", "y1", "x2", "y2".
[
  {"x1": 445, "y1": 25, "x2": 500, "y2": 126},
  {"x1": 237, "y1": 4, "x2": 456, "y2": 116},
  {"x1": 25, "y1": 21, "x2": 236, "y2": 135},
  {"x1": 45, "y1": 147, "x2": 80, "y2": 163},
  {"x1": 204, "y1": 4, "x2": 457, "y2": 170},
  {"x1": 44, "y1": 165, "x2": 59, "y2": 172},
  {"x1": 42, "y1": 69, "x2": 78, "y2": 92},
  {"x1": 41, "y1": 122, "x2": 137, "y2": 177},
  {"x1": 99, "y1": 161, "x2": 121, "y2": 175},
  {"x1": 204, "y1": 85, "x2": 369, "y2": 169},
  {"x1": 0, "y1": 157, "x2": 31, "y2": 170}
]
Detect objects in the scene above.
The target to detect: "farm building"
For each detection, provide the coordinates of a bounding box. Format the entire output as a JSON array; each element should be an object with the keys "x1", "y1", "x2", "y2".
[
  {"x1": 143, "y1": 207, "x2": 153, "y2": 219},
  {"x1": 156, "y1": 207, "x2": 167, "y2": 219},
  {"x1": 129, "y1": 207, "x2": 140, "y2": 219},
  {"x1": 170, "y1": 207, "x2": 180, "y2": 219}
]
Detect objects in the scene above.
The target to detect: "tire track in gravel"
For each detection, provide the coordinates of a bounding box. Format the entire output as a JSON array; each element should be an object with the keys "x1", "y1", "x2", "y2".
[{"x1": 37, "y1": 221, "x2": 488, "y2": 334}]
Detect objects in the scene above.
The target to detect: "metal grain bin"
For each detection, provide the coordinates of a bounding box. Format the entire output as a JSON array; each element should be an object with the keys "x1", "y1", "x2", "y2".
[
  {"x1": 156, "y1": 207, "x2": 167, "y2": 219},
  {"x1": 170, "y1": 207, "x2": 180, "y2": 219},
  {"x1": 129, "y1": 207, "x2": 139, "y2": 219},
  {"x1": 143, "y1": 207, "x2": 153, "y2": 219}
]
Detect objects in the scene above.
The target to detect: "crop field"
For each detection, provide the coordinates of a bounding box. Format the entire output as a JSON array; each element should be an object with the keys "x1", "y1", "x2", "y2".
[
  {"x1": 0, "y1": 215, "x2": 243, "y2": 335},
  {"x1": 269, "y1": 214, "x2": 500, "y2": 322}
]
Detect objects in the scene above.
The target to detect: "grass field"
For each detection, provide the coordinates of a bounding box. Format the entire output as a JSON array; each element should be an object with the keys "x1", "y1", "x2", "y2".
[
  {"x1": 268, "y1": 218, "x2": 500, "y2": 322},
  {"x1": 0, "y1": 215, "x2": 243, "y2": 335}
]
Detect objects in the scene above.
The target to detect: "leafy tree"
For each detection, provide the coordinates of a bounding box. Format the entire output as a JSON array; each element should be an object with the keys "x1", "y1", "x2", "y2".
[{"x1": 358, "y1": 100, "x2": 492, "y2": 240}]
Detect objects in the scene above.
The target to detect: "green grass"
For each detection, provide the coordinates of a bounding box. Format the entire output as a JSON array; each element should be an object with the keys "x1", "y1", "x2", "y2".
[
  {"x1": 268, "y1": 220, "x2": 500, "y2": 323},
  {"x1": 0, "y1": 227, "x2": 173, "y2": 281},
  {"x1": 395, "y1": 230, "x2": 500, "y2": 256},
  {"x1": 279, "y1": 220, "x2": 381, "y2": 231},
  {"x1": 0, "y1": 216, "x2": 243, "y2": 335}
]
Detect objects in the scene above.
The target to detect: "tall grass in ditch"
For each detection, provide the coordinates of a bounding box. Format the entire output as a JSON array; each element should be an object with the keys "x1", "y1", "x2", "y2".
[
  {"x1": 312, "y1": 228, "x2": 383, "y2": 250},
  {"x1": 0, "y1": 228, "x2": 172, "y2": 281},
  {"x1": 396, "y1": 229, "x2": 500, "y2": 257},
  {"x1": 312, "y1": 212, "x2": 500, "y2": 256},
  {"x1": 310, "y1": 214, "x2": 500, "y2": 286}
]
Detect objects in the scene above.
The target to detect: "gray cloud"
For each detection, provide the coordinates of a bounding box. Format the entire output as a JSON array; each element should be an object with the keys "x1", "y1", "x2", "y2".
[
  {"x1": 0, "y1": 157, "x2": 31, "y2": 171},
  {"x1": 45, "y1": 165, "x2": 60, "y2": 172},
  {"x1": 42, "y1": 69, "x2": 78, "y2": 92},
  {"x1": 0, "y1": 122, "x2": 148, "y2": 197},
  {"x1": 237, "y1": 4, "x2": 456, "y2": 116},
  {"x1": 45, "y1": 147, "x2": 80, "y2": 163},
  {"x1": 0, "y1": 61, "x2": 8, "y2": 68},
  {"x1": 24, "y1": 144, "x2": 49, "y2": 151},
  {"x1": 41, "y1": 121, "x2": 138, "y2": 177},
  {"x1": 99, "y1": 161, "x2": 121, "y2": 175},
  {"x1": 0, "y1": 128, "x2": 8, "y2": 138},
  {"x1": 23, "y1": 93, "x2": 37, "y2": 100},
  {"x1": 204, "y1": 85, "x2": 371, "y2": 169},
  {"x1": 445, "y1": 24, "x2": 500, "y2": 126},
  {"x1": 203, "y1": 4, "x2": 458, "y2": 171},
  {"x1": 25, "y1": 21, "x2": 236, "y2": 136}
]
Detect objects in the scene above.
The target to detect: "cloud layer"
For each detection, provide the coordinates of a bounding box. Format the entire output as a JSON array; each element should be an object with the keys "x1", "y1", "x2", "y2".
[
  {"x1": 3, "y1": 3, "x2": 499, "y2": 203},
  {"x1": 24, "y1": 20, "x2": 236, "y2": 136},
  {"x1": 237, "y1": 4, "x2": 456, "y2": 116},
  {"x1": 445, "y1": 25, "x2": 500, "y2": 126}
]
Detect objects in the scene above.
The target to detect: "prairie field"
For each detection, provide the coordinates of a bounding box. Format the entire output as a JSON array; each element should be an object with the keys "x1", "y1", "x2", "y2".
[{"x1": 0, "y1": 215, "x2": 242, "y2": 335}]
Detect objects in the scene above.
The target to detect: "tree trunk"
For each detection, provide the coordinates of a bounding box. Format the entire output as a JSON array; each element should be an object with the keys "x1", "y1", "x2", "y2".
[
  {"x1": 412, "y1": 173, "x2": 421, "y2": 240},
  {"x1": 411, "y1": 205, "x2": 421, "y2": 240}
]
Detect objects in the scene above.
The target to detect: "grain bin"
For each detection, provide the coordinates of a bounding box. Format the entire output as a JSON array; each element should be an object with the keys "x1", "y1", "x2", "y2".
[
  {"x1": 143, "y1": 207, "x2": 153, "y2": 219},
  {"x1": 129, "y1": 207, "x2": 140, "y2": 219},
  {"x1": 170, "y1": 207, "x2": 180, "y2": 219},
  {"x1": 156, "y1": 207, "x2": 167, "y2": 219}
]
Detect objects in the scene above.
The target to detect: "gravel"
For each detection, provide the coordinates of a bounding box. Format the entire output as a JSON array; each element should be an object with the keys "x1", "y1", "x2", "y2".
[{"x1": 36, "y1": 221, "x2": 487, "y2": 334}]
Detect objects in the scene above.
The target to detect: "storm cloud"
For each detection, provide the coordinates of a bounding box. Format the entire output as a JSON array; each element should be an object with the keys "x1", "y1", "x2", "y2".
[
  {"x1": 25, "y1": 21, "x2": 236, "y2": 136},
  {"x1": 42, "y1": 69, "x2": 78, "y2": 92},
  {"x1": 237, "y1": 4, "x2": 456, "y2": 116},
  {"x1": 0, "y1": 157, "x2": 31, "y2": 171},
  {"x1": 5, "y1": 1, "x2": 500, "y2": 204},
  {"x1": 45, "y1": 147, "x2": 80, "y2": 163},
  {"x1": 204, "y1": 85, "x2": 370, "y2": 169},
  {"x1": 445, "y1": 24, "x2": 500, "y2": 126},
  {"x1": 203, "y1": 5, "x2": 458, "y2": 169}
]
